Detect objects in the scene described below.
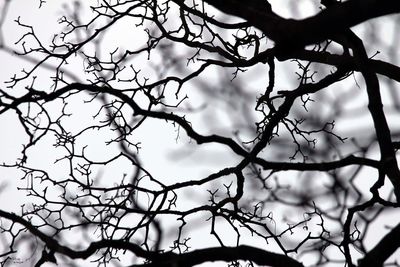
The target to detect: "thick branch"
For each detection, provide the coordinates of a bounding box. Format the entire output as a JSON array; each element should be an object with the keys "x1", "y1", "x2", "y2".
[
  {"x1": 358, "y1": 223, "x2": 400, "y2": 267},
  {"x1": 346, "y1": 32, "x2": 400, "y2": 202},
  {"x1": 255, "y1": 154, "x2": 380, "y2": 172},
  {"x1": 133, "y1": 245, "x2": 304, "y2": 267},
  {"x1": 199, "y1": 0, "x2": 400, "y2": 48}
]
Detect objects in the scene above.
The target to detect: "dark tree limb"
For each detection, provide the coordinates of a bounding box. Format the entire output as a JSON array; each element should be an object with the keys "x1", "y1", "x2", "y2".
[
  {"x1": 345, "y1": 31, "x2": 400, "y2": 202},
  {"x1": 130, "y1": 245, "x2": 304, "y2": 267},
  {"x1": 255, "y1": 154, "x2": 380, "y2": 172},
  {"x1": 196, "y1": 0, "x2": 400, "y2": 49},
  {"x1": 358, "y1": 222, "x2": 400, "y2": 267}
]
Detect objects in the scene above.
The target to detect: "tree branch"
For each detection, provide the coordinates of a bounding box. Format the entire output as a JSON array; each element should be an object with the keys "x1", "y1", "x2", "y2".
[
  {"x1": 255, "y1": 154, "x2": 380, "y2": 172},
  {"x1": 130, "y1": 245, "x2": 304, "y2": 267},
  {"x1": 198, "y1": 0, "x2": 400, "y2": 48},
  {"x1": 358, "y1": 222, "x2": 400, "y2": 267}
]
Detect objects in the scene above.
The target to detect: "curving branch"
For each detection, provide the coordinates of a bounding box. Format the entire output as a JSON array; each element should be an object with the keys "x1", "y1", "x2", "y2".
[{"x1": 196, "y1": 0, "x2": 400, "y2": 49}]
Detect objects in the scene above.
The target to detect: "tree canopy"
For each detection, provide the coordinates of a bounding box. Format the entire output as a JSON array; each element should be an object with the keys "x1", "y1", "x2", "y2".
[{"x1": 1, "y1": 0, "x2": 400, "y2": 266}]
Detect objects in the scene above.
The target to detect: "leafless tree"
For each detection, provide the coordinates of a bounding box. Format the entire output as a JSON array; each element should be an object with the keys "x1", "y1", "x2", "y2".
[{"x1": 1, "y1": 0, "x2": 400, "y2": 266}]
